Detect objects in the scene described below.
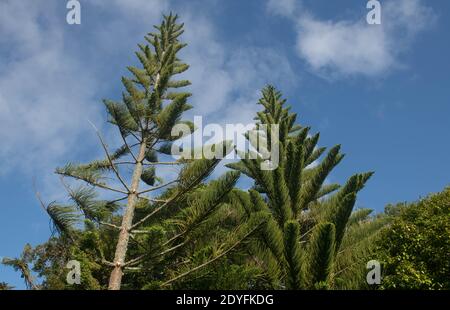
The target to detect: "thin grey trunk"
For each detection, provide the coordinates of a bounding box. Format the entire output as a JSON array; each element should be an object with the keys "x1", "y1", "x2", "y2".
[
  {"x1": 108, "y1": 140, "x2": 147, "y2": 290},
  {"x1": 108, "y1": 56, "x2": 162, "y2": 290}
]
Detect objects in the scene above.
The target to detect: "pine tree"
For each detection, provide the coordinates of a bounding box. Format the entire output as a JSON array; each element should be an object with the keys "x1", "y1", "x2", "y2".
[
  {"x1": 23, "y1": 14, "x2": 264, "y2": 290},
  {"x1": 54, "y1": 13, "x2": 195, "y2": 289},
  {"x1": 227, "y1": 86, "x2": 385, "y2": 289}
]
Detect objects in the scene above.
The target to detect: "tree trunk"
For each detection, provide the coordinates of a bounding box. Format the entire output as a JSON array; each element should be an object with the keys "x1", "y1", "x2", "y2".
[{"x1": 108, "y1": 140, "x2": 147, "y2": 290}]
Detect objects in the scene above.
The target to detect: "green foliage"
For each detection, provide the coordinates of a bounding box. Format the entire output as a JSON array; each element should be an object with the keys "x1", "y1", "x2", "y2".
[
  {"x1": 2, "y1": 244, "x2": 37, "y2": 290},
  {"x1": 3, "y1": 16, "x2": 392, "y2": 291},
  {"x1": 284, "y1": 221, "x2": 302, "y2": 289},
  {"x1": 141, "y1": 167, "x2": 156, "y2": 186},
  {"x1": 304, "y1": 223, "x2": 335, "y2": 288},
  {"x1": 45, "y1": 203, "x2": 80, "y2": 237},
  {"x1": 3, "y1": 14, "x2": 265, "y2": 291},
  {"x1": 332, "y1": 211, "x2": 387, "y2": 289},
  {"x1": 227, "y1": 85, "x2": 383, "y2": 290},
  {"x1": 376, "y1": 187, "x2": 450, "y2": 289}
]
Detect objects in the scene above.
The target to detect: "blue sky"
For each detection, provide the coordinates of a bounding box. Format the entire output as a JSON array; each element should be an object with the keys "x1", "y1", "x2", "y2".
[{"x1": 1, "y1": 0, "x2": 449, "y2": 289}]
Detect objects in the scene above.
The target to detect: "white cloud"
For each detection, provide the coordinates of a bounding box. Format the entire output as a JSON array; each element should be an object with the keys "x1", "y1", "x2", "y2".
[
  {"x1": 0, "y1": 1, "x2": 101, "y2": 177},
  {"x1": 180, "y1": 13, "x2": 296, "y2": 124},
  {"x1": 267, "y1": 0, "x2": 436, "y2": 78},
  {"x1": 0, "y1": 0, "x2": 168, "y2": 175},
  {"x1": 384, "y1": 0, "x2": 436, "y2": 35},
  {"x1": 296, "y1": 17, "x2": 393, "y2": 77}
]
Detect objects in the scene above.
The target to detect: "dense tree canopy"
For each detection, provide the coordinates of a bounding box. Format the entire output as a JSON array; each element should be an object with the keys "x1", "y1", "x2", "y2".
[{"x1": 377, "y1": 187, "x2": 450, "y2": 290}]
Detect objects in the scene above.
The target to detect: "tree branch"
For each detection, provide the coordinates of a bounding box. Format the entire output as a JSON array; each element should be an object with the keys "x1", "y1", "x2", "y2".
[
  {"x1": 161, "y1": 224, "x2": 262, "y2": 287},
  {"x1": 56, "y1": 172, "x2": 128, "y2": 194},
  {"x1": 123, "y1": 241, "x2": 187, "y2": 267},
  {"x1": 88, "y1": 120, "x2": 131, "y2": 193},
  {"x1": 137, "y1": 179, "x2": 178, "y2": 195},
  {"x1": 119, "y1": 129, "x2": 139, "y2": 163},
  {"x1": 130, "y1": 230, "x2": 153, "y2": 234},
  {"x1": 124, "y1": 267, "x2": 141, "y2": 271},
  {"x1": 108, "y1": 195, "x2": 129, "y2": 204},
  {"x1": 114, "y1": 161, "x2": 139, "y2": 165},
  {"x1": 99, "y1": 222, "x2": 121, "y2": 230},
  {"x1": 131, "y1": 181, "x2": 185, "y2": 230},
  {"x1": 159, "y1": 241, "x2": 186, "y2": 256},
  {"x1": 146, "y1": 161, "x2": 182, "y2": 166},
  {"x1": 123, "y1": 255, "x2": 144, "y2": 267},
  {"x1": 137, "y1": 196, "x2": 168, "y2": 203},
  {"x1": 32, "y1": 178, "x2": 49, "y2": 214},
  {"x1": 101, "y1": 259, "x2": 116, "y2": 267},
  {"x1": 163, "y1": 231, "x2": 186, "y2": 247}
]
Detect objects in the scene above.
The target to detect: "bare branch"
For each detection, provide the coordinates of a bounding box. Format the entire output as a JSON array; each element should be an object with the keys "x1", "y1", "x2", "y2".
[
  {"x1": 300, "y1": 226, "x2": 316, "y2": 240},
  {"x1": 161, "y1": 224, "x2": 263, "y2": 287},
  {"x1": 56, "y1": 172, "x2": 128, "y2": 194},
  {"x1": 114, "y1": 161, "x2": 138, "y2": 165},
  {"x1": 124, "y1": 267, "x2": 141, "y2": 271},
  {"x1": 108, "y1": 195, "x2": 129, "y2": 204},
  {"x1": 115, "y1": 161, "x2": 182, "y2": 166},
  {"x1": 137, "y1": 179, "x2": 178, "y2": 195},
  {"x1": 130, "y1": 204, "x2": 165, "y2": 230},
  {"x1": 146, "y1": 161, "x2": 183, "y2": 166},
  {"x1": 163, "y1": 231, "x2": 186, "y2": 247},
  {"x1": 159, "y1": 241, "x2": 186, "y2": 256},
  {"x1": 123, "y1": 241, "x2": 186, "y2": 267},
  {"x1": 119, "y1": 129, "x2": 139, "y2": 163},
  {"x1": 123, "y1": 255, "x2": 143, "y2": 267},
  {"x1": 130, "y1": 230, "x2": 152, "y2": 234},
  {"x1": 100, "y1": 222, "x2": 121, "y2": 230},
  {"x1": 128, "y1": 141, "x2": 141, "y2": 148},
  {"x1": 102, "y1": 259, "x2": 116, "y2": 267},
  {"x1": 131, "y1": 182, "x2": 184, "y2": 230},
  {"x1": 129, "y1": 131, "x2": 141, "y2": 142},
  {"x1": 32, "y1": 178, "x2": 48, "y2": 214},
  {"x1": 137, "y1": 196, "x2": 168, "y2": 203},
  {"x1": 88, "y1": 120, "x2": 131, "y2": 193}
]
